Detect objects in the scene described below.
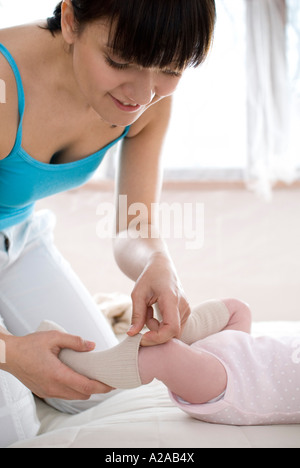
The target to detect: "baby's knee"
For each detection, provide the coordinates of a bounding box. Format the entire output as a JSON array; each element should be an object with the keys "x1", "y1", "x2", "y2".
[{"x1": 222, "y1": 298, "x2": 252, "y2": 333}]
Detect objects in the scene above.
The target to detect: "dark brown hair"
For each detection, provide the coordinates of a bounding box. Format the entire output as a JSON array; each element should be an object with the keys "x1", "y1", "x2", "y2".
[{"x1": 46, "y1": 0, "x2": 216, "y2": 69}]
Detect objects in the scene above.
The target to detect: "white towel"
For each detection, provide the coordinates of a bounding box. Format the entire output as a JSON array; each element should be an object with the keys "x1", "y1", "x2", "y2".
[{"x1": 94, "y1": 292, "x2": 132, "y2": 335}]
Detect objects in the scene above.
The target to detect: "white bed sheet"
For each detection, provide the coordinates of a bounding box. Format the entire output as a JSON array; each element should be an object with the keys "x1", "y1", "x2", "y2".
[{"x1": 9, "y1": 322, "x2": 300, "y2": 449}]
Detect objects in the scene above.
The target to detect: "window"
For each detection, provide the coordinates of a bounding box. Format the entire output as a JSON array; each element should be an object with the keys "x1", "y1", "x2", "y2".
[
  {"x1": 164, "y1": 0, "x2": 300, "y2": 194},
  {"x1": 163, "y1": 0, "x2": 247, "y2": 179}
]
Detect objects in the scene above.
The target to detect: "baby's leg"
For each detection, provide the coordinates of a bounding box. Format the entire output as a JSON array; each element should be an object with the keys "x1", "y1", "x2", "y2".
[
  {"x1": 179, "y1": 298, "x2": 252, "y2": 345},
  {"x1": 138, "y1": 339, "x2": 227, "y2": 404},
  {"x1": 37, "y1": 321, "x2": 227, "y2": 403}
]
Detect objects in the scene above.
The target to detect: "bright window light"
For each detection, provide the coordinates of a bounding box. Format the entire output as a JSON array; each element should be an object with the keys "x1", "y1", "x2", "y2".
[{"x1": 0, "y1": 0, "x2": 57, "y2": 28}]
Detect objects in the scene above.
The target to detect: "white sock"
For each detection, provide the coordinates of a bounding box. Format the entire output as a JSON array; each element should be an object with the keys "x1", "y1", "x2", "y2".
[
  {"x1": 37, "y1": 321, "x2": 143, "y2": 389},
  {"x1": 154, "y1": 299, "x2": 230, "y2": 345},
  {"x1": 180, "y1": 300, "x2": 230, "y2": 345}
]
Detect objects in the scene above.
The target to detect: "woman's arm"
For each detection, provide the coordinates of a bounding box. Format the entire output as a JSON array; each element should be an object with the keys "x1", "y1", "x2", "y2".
[{"x1": 113, "y1": 97, "x2": 191, "y2": 346}]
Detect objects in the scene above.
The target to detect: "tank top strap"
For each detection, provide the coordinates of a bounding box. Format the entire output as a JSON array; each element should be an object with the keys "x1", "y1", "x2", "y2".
[{"x1": 0, "y1": 43, "x2": 25, "y2": 150}]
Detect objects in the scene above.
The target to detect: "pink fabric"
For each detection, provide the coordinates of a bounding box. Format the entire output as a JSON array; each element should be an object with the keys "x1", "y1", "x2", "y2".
[{"x1": 170, "y1": 330, "x2": 300, "y2": 426}]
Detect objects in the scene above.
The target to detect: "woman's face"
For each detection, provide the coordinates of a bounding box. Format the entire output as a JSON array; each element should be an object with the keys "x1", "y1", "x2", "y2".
[{"x1": 65, "y1": 19, "x2": 183, "y2": 127}]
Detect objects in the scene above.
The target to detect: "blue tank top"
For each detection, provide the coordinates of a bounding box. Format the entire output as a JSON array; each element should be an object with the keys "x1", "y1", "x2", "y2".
[{"x1": 0, "y1": 43, "x2": 130, "y2": 230}]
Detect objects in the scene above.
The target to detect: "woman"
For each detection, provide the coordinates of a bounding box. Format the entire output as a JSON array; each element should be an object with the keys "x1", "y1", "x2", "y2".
[{"x1": 0, "y1": 0, "x2": 216, "y2": 446}]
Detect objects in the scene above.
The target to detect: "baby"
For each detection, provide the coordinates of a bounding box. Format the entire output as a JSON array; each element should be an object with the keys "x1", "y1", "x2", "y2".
[{"x1": 38, "y1": 298, "x2": 300, "y2": 426}]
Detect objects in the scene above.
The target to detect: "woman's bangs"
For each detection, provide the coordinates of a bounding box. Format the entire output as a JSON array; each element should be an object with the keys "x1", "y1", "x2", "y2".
[{"x1": 108, "y1": 0, "x2": 215, "y2": 70}]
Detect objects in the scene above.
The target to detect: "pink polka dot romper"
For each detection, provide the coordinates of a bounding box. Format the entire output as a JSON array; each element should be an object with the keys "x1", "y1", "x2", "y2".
[{"x1": 170, "y1": 330, "x2": 300, "y2": 425}]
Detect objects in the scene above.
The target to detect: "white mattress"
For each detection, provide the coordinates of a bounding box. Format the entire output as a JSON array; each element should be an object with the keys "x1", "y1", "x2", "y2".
[{"x1": 9, "y1": 322, "x2": 300, "y2": 448}]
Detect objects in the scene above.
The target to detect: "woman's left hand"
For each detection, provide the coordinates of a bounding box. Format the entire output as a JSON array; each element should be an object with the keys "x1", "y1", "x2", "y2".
[{"x1": 127, "y1": 252, "x2": 191, "y2": 346}]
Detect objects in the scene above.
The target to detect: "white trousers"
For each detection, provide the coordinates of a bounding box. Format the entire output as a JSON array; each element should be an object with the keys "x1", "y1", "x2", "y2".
[{"x1": 0, "y1": 210, "x2": 120, "y2": 447}]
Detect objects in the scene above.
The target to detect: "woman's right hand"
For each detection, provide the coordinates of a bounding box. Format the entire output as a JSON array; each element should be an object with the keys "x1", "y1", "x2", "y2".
[{"x1": 1, "y1": 329, "x2": 113, "y2": 400}]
